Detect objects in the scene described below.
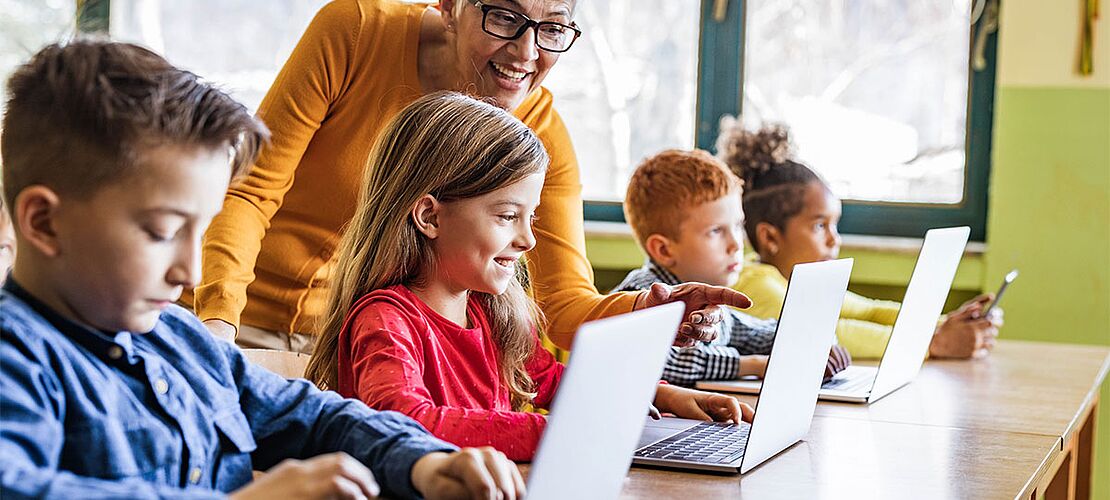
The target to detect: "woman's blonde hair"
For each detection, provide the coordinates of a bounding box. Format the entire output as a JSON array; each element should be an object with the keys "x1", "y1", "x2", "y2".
[{"x1": 306, "y1": 91, "x2": 549, "y2": 409}]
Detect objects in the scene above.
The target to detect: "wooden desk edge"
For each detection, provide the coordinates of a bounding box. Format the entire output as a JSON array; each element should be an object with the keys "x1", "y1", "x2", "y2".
[
  {"x1": 1061, "y1": 350, "x2": 1110, "y2": 447},
  {"x1": 1017, "y1": 435, "x2": 1065, "y2": 500}
]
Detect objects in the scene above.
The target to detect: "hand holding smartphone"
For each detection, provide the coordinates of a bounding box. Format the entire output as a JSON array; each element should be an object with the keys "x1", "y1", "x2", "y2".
[{"x1": 981, "y1": 269, "x2": 1017, "y2": 319}]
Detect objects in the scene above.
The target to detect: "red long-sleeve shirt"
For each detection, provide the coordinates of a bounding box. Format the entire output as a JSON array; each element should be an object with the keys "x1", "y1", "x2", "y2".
[{"x1": 337, "y1": 285, "x2": 563, "y2": 461}]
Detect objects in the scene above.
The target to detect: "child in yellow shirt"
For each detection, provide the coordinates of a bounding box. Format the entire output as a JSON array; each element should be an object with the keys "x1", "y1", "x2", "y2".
[{"x1": 717, "y1": 122, "x2": 1000, "y2": 359}]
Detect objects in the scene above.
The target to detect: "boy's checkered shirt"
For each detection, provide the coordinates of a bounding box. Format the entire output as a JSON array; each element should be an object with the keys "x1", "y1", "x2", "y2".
[{"x1": 613, "y1": 260, "x2": 778, "y2": 386}]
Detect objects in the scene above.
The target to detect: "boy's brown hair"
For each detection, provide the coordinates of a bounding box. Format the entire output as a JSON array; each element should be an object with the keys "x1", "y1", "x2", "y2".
[
  {"x1": 1, "y1": 39, "x2": 269, "y2": 207},
  {"x1": 624, "y1": 149, "x2": 742, "y2": 246}
]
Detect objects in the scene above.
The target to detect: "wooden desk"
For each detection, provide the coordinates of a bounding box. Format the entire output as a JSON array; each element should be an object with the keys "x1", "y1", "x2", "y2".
[
  {"x1": 813, "y1": 341, "x2": 1110, "y2": 446},
  {"x1": 521, "y1": 417, "x2": 1059, "y2": 498},
  {"x1": 622, "y1": 417, "x2": 1058, "y2": 499},
  {"x1": 550, "y1": 340, "x2": 1106, "y2": 499},
  {"x1": 808, "y1": 340, "x2": 1109, "y2": 499}
]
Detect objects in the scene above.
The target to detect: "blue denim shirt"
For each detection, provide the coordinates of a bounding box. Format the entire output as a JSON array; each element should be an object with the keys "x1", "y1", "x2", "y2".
[{"x1": 0, "y1": 280, "x2": 456, "y2": 499}]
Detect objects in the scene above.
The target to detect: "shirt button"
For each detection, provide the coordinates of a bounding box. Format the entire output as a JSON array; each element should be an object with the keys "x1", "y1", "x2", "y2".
[
  {"x1": 189, "y1": 467, "x2": 202, "y2": 484},
  {"x1": 107, "y1": 346, "x2": 123, "y2": 360},
  {"x1": 154, "y1": 379, "x2": 169, "y2": 395}
]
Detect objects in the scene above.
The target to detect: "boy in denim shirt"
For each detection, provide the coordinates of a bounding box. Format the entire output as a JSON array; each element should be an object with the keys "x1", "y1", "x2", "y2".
[{"x1": 0, "y1": 40, "x2": 523, "y2": 499}]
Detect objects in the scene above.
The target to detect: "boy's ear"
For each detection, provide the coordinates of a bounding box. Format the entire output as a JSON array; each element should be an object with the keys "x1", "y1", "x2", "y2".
[
  {"x1": 754, "y1": 222, "x2": 782, "y2": 257},
  {"x1": 411, "y1": 194, "x2": 441, "y2": 239},
  {"x1": 643, "y1": 233, "x2": 677, "y2": 268},
  {"x1": 13, "y1": 186, "x2": 63, "y2": 258}
]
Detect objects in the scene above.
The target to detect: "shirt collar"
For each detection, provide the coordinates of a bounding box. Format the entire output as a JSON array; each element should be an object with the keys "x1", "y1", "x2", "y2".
[
  {"x1": 3, "y1": 278, "x2": 136, "y2": 362},
  {"x1": 642, "y1": 259, "x2": 682, "y2": 286}
]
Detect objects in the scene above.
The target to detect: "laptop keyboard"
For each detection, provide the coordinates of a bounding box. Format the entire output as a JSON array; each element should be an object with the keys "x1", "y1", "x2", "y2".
[
  {"x1": 821, "y1": 372, "x2": 874, "y2": 392},
  {"x1": 634, "y1": 422, "x2": 750, "y2": 464}
]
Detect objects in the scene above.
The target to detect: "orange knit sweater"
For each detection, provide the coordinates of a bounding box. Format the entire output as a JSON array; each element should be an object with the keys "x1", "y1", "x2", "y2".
[{"x1": 188, "y1": 0, "x2": 636, "y2": 348}]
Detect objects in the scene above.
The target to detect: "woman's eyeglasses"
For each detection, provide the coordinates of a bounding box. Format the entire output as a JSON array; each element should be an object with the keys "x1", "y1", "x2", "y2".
[{"x1": 471, "y1": 1, "x2": 582, "y2": 53}]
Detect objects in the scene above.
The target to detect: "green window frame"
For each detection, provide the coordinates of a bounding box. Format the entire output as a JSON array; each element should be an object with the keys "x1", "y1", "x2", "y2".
[
  {"x1": 585, "y1": 0, "x2": 1000, "y2": 242},
  {"x1": 76, "y1": 0, "x2": 110, "y2": 33}
]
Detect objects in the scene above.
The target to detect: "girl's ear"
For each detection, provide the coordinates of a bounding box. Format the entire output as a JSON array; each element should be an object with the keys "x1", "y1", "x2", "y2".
[
  {"x1": 411, "y1": 194, "x2": 441, "y2": 239},
  {"x1": 14, "y1": 186, "x2": 63, "y2": 258},
  {"x1": 754, "y1": 221, "x2": 782, "y2": 257},
  {"x1": 644, "y1": 233, "x2": 677, "y2": 268}
]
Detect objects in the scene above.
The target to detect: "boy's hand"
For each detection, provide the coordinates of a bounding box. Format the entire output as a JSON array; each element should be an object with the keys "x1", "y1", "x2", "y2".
[
  {"x1": 929, "y1": 301, "x2": 998, "y2": 359},
  {"x1": 824, "y1": 345, "x2": 852, "y2": 382},
  {"x1": 204, "y1": 318, "x2": 237, "y2": 343},
  {"x1": 737, "y1": 355, "x2": 769, "y2": 378},
  {"x1": 634, "y1": 282, "x2": 752, "y2": 347},
  {"x1": 654, "y1": 385, "x2": 755, "y2": 424},
  {"x1": 230, "y1": 452, "x2": 379, "y2": 500},
  {"x1": 411, "y1": 449, "x2": 525, "y2": 500}
]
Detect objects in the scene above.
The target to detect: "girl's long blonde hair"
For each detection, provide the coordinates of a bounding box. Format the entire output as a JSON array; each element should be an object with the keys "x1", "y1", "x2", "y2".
[{"x1": 306, "y1": 91, "x2": 549, "y2": 409}]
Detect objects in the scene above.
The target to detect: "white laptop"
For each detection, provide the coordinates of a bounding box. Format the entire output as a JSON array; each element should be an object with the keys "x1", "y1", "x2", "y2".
[
  {"x1": 697, "y1": 226, "x2": 971, "y2": 405},
  {"x1": 631, "y1": 258, "x2": 853, "y2": 473},
  {"x1": 526, "y1": 301, "x2": 684, "y2": 500}
]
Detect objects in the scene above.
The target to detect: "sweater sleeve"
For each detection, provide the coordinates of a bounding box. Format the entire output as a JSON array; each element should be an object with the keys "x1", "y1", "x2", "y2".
[
  {"x1": 192, "y1": 0, "x2": 361, "y2": 327},
  {"x1": 732, "y1": 265, "x2": 789, "y2": 320},
  {"x1": 522, "y1": 100, "x2": 639, "y2": 349},
  {"x1": 834, "y1": 291, "x2": 901, "y2": 359},
  {"x1": 839, "y1": 290, "x2": 901, "y2": 326},
  {"x1": 347, "y1": 312, "x2": 548, "y2": 462},
  {"x1": 834, "y1": 319, "x2": 894, "y2": 360}
]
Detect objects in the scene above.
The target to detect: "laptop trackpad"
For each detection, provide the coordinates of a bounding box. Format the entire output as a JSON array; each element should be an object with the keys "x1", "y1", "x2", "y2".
[{"x1": 636, "y1": 417, "x2": 703, "y2": 448}]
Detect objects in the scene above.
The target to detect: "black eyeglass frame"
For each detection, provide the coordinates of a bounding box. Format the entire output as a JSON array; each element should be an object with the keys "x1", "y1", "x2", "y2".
[{"x1": 471, "y1": 1, "x2": 582, "y2": 53}]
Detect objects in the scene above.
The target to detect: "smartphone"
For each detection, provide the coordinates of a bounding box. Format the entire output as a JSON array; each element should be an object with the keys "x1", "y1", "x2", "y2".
[{"x1": 982, "y1": 269, "x2": 1018, "y2": 317}]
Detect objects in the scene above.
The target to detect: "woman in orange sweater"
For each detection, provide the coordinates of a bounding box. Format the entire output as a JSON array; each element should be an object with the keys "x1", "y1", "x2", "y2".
[{"x1": 189, "y1": 0, "x2": 749, "y2": 352}]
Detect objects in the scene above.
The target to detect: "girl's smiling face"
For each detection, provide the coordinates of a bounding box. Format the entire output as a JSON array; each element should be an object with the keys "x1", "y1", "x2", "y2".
[{"x1": 426, "y1": 171, "x2": 545, "y2": 295}]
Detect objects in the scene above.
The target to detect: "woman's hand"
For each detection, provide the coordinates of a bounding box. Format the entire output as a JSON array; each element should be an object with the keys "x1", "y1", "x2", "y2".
[
  {"x1": 653, "y1": 385, "x2": 754, "y2": 424},
  {"x1": 411, "y1": 449, "x2": 525, "y2": 500},
  {"x1": 230, "y1": 452, "x2": 379, "y2": 500},
  {"x1": 635, "y1": 283, "x2": 753, "y2": 347}
]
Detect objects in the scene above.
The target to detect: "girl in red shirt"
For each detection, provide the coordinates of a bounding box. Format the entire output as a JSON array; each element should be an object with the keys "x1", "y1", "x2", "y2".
[{"x1": 306, "y1": 92, "x2": 753, "y2": 461}]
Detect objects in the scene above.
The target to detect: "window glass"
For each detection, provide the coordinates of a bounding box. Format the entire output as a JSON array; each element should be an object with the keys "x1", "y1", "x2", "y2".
[
  {"x1": 110, "y1": 0, "x2": 330, "y2": 112},
  {"x1": 741, "y1": 0, "x2": 973, "y2": 204},
  {"x1": 0, "y1": 0, "x2": 76, "y2": 121},
  {"x1": 544, "y1": 1, "x2": 701, "y2": 202}
]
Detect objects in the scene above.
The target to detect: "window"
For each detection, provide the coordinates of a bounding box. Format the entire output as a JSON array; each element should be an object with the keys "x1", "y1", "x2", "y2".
[
  {"x1": 109, "y1": 0, "x2": 329, "y2": 113},
  {"x1": 543, "y1": 0, "x2": 702, "y2": 208},
  {"x1": 0, "y1": 0, "x2": 76, "y2": 120},
  {"x1": 34, "y1": 0, "x2": 998, "y2": 240},
  {"x1": 573, "y1": 0, "x2": 998, "y2": 240},
  {"x1": 741, "y1": 1, "x2": 973, "y2": 205},
  {"x1": 734, "y1": 0, "x2": 999, "y2": 240}
]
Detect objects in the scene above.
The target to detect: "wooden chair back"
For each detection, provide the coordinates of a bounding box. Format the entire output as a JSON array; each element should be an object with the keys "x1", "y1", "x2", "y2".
[{"x1": 241, "y1": 348, "x2": 311, "y2": 379}]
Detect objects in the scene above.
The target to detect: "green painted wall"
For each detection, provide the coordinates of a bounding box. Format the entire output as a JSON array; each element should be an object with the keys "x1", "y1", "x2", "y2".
[
  {"x1": 985, "y1": 87, "x2": 1110, "y2": 347},
  {"x1": 986, "y1": 86, "x2": 1110, "y2": 499}
]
